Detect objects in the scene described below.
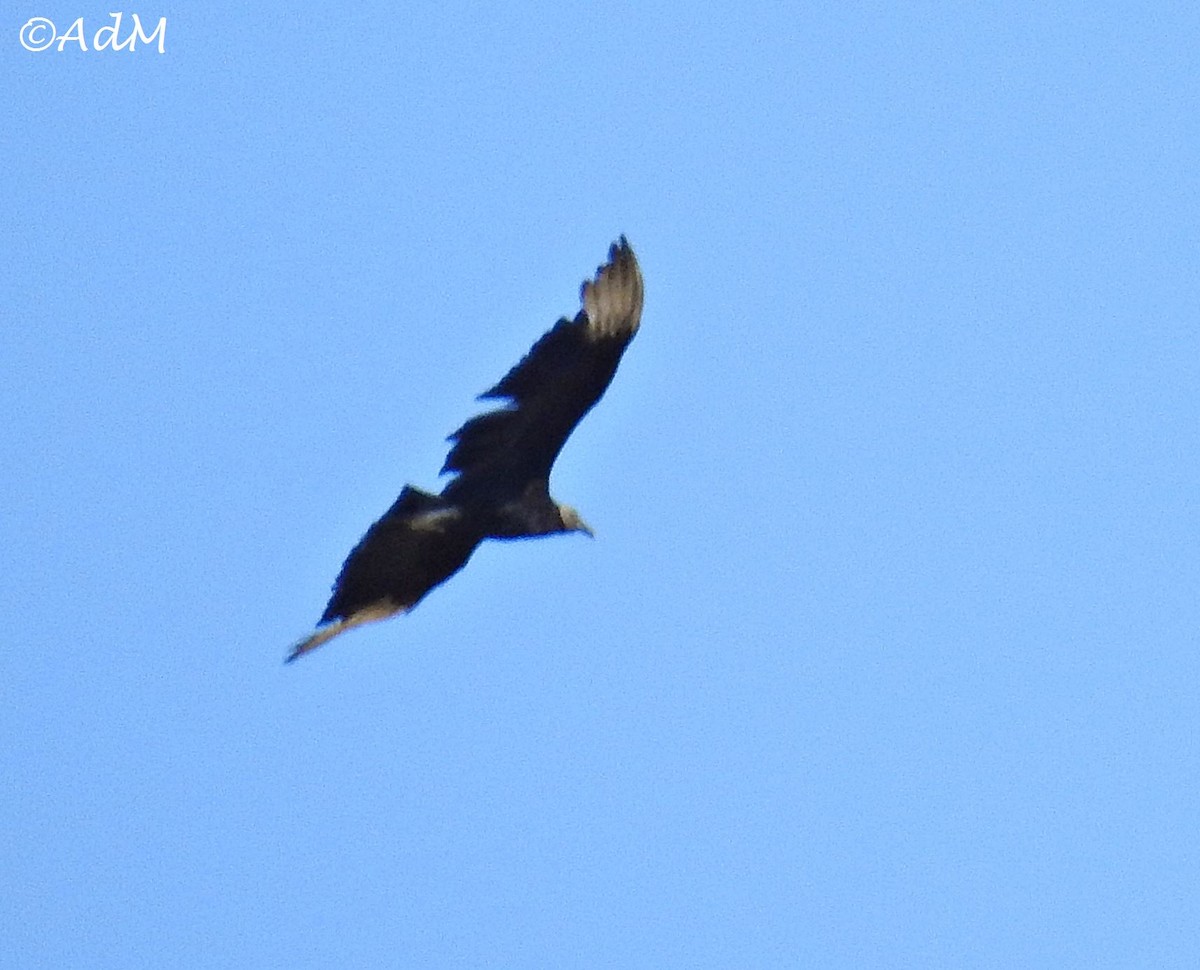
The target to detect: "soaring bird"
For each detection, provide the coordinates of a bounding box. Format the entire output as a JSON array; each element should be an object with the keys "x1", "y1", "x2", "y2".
[{"x1": 287, "y1": 237, "x2": 644, "y2": 662}]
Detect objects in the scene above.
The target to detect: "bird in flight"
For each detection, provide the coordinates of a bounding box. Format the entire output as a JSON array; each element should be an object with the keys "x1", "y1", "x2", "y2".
[{"x1": 288, "y1": 237, "x2": 644, "y2": 662}]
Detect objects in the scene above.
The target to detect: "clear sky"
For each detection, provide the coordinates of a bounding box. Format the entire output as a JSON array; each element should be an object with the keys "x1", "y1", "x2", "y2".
[{"x1": 3, "y1": 2, "x2": 1197, "y2": 966}]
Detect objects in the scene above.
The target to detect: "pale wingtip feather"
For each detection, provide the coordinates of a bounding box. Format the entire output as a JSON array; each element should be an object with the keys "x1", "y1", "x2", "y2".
[
  {"x1": 285, "y1": 620, "x2": 349, "y2": 663},
  {"x1": 582, "y1": 236, "x2": 643, "y2": 340},
  {"x1": 284, "y1": 601, "x2": 405, "y2": 664}
]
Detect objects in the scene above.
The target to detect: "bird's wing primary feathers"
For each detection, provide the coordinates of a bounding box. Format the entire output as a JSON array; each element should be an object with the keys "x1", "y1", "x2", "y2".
[{"x1": 441, "y1": 236, "x2": 643, "y2": 493}]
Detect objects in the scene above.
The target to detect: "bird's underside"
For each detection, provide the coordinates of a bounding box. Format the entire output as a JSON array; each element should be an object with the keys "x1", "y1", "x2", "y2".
[{"x1": 287, "y1": 236, "x2": 643, "y2": 662}]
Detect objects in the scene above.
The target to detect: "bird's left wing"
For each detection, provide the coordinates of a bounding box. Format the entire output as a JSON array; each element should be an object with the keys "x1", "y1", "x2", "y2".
[{"x1": 441, "y1": 237, "x2": 643, "y2": 493}]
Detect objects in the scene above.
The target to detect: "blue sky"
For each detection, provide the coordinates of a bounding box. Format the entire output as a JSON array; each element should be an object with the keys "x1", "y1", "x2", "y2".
[{"x1": 3, "y1": 2, "x2": 1197, "y2": 966}]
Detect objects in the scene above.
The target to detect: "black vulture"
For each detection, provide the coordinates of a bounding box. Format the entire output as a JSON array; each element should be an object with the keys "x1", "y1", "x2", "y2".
[{"x1": 287, "y1": 237, "x2": 644, "y2": 662}]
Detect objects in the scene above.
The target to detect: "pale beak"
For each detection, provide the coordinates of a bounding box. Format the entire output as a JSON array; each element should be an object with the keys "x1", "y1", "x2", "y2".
[{"x1": 576, "y1": 519, "x2": 595, "y2": 539}]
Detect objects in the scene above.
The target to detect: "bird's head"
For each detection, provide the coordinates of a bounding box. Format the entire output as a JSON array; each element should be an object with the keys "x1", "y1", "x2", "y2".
[{"x1": 557, "y1": 503, "x2": 594, "y2": 538}]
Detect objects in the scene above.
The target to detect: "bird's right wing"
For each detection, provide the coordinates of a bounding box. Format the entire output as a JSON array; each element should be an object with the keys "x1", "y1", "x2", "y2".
[
  {"x1": 318, "y1": 487, "x2": 480, "y2": 625},
  {"x1": 288, "y1": 487, "x2": 482, "y2": 662}
]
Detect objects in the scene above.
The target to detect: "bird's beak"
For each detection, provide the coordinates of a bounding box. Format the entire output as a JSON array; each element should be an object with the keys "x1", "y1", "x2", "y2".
[{"x1": 577, "y1": 519, "x2": 595, "y2": 539}]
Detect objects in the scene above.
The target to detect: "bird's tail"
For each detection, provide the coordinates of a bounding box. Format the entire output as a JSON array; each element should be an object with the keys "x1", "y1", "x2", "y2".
[{"x1": 285, "y1": 602, "x2": 402, "y2": 663}]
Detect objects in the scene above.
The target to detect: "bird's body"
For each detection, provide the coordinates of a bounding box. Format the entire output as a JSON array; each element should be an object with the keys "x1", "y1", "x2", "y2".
[{"x1": 288, "y1": 237, "x2": 643, "y2": 662}]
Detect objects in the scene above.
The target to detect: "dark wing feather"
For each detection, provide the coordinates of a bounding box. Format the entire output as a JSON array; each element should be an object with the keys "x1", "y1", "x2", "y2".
[
  {"x1": 440, "y1": 237, "x2": 643, "y2": 493},
  {"x1": 320, "y1": 486, "x2": 481, "y2": 623}
]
